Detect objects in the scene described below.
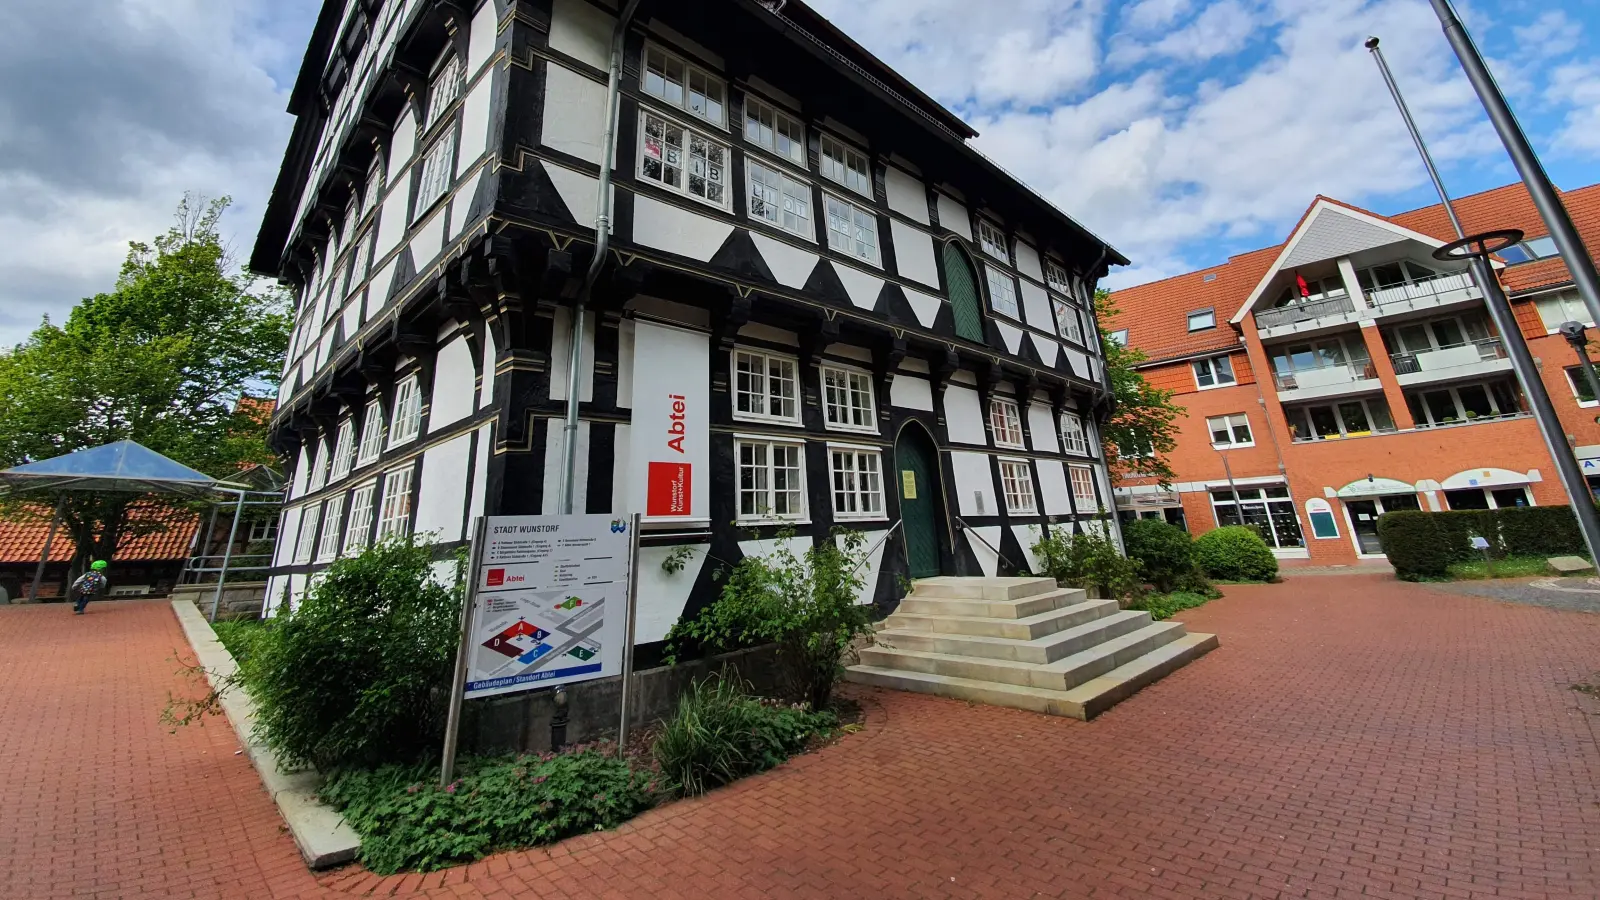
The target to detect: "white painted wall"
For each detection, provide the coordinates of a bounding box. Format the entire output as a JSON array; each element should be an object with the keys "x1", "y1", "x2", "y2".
[
  {"x1": 1038, "y1": 461, "x2": 1073, "y2": 515},
  {"x1": 950, "y1": 451, "x2": 998, "y2": 516},
  {"x1": 548, "y1": 308, "x2": 595, "y2": 401},
  {"x1": 890, "y1": 221, "x2": 939, "y2": 288},
  {"x1": 468, "y1": 423, "x2": 492, "y2": 524},
  {"x1": 964, "y1": 526, "x2": 1002, "y2": 577},
  {"x1": 902, "y1": 288, "x2": 943, "y2": 328},
  {"x1": 410, "y1": 207, "x2": 446, "y2": 269},
  {"x1": 839, "y1": 530, "x2": 885, "y2": 604},
  {"x1": 390, "y1": 109, "x2": 418, "y2": 176},
  {"x1": 884, "y1": 166, "x2": 929, "y2": 225},
  {"x1": 631, "y1": 195, "x2": 732, "y2": 261},
  {"x1": 1019, "y1": 280, "x2": 1052, "y2": 333},
  {"x1": 995, "y1": 321, "x2": 1023, "y2": 355},
  {"x1": 466, "y1": 0, "x2": 499, "y2": 76},
  {"x1": 634, "y1": 543, "x2": 706, "y2": 643},
  {"x1": 1014, "y1": 241, "x2": 1045, "y2": 283},
  {"x1": 374, "y1": 167, "x2": 412, "y2": 261},
  {"x1": 415, "y1": 433, "x2": 472, "y2": 542},
  {"x1": 1011, "y1": 524, "x2": 1045, "y2": 575},
  {"x1": 832, "y1": 262, "x2": 883, "y2": 308},
  {"x1": 548, "y1": 0, "x2": 613, "y2": 68},
  {"x1": 1028, "y1": 403, "x2": 1059, "y2": 453},
  {"x1": 542, "y1": 161, "x2": 610, "y2": 229},
  {"x1": 459, "y1": 76, "x2": 493, "y2": 165},
  {"x1": 542, "y1": 419, "x2": 589, "y2": 513},
  {"x1": 936, "y1": 193, "x2": 971, "y2": 241},
  {"x1": 290, "y1": 444, "x2": 311, "y2": 499},
  {"x1": 451, "y1": 169, "x2": 484, "y2": 242},
  {"x1": 478, "y1": 328, "x2": 496, "y2": 409},
  {"x1": 274, "y1": 506, "x2": 303, "y2": 568},
  {"x1": 749, "y1": 232, "x2": 819, "y2": 288},
  {"x1": 943, "y1": 384, "x2": 986, "y2": 445},
  {"x1": 429, "y1": 336, "x2": 476, "y2": 432},
  {"x1": 890, "y1": 374, "x2": 933, "y2": 411},
  {"x1": 542, "y1": 65, "x2": 609, "y2": 164}
]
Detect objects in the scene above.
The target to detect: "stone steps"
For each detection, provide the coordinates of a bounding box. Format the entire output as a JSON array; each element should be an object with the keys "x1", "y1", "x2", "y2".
[
  {"x1": 876, "y1": 608, "x2": 1152, "y2": 665},
  {"x1": 884, "y1": 597, "x2": 1119, "y2": 641}
]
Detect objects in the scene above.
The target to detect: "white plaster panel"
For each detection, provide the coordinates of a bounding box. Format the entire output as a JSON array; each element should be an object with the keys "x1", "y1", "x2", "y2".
[
  {"x1": 737, "y1": 536, "x2": 813, "y2": 565},
  {"x1": 391, "y1": 109, "x2": 417, "y2": 172},
  {"x1": 479, "y1": 327, "x2": 497, "y2": 409},
  {"x1": 1014, "y1": 241, "x2": 1045, "y2": 283},
  {"x1": 548, "y1": 308, "x2": 595, "y2": 401},
  {"x1": 1038, "y1": 461, "x2": 1074, "y2": 515},
  {"x1": 615, "y1": 320, "x2": 634, "y2": 409},
  {"x1": 263, "y1": 574, "x2": 284, "y2": 616},
  {"x1": 451, "y1": 168, "x2": 484, "y2": 242},
  {"x1": 1064, "y1": 347, "x2": 1090, "y2": 379},
  {"x1": 631, "y1": 194, "x2": 732, "y2": 261},
  {"x1": 950, "y1": 451, "x2": 998, "y2": 517},
  {"x1": 839, "y1": 531, "x2": 886, "y2": 605},
  {"x1": 1012, "y1": 524, "x2": 1046, "y2": 575},
  {"x1": 611, "y1": 423, "x2": 630, "y2": 512},
  {"x1": 1020, "y1": 280, "x2": 1052, "y2": 332},
  {"x1": 288, "y1": 574, "x2": 308, "y2": 612},
  {"x1": 467, "y1": 0, "x2": 499, "y2": 76},
  {"x1": 542, "y1": 65, "x2": 609, "y2": 164},
  {"x1": 890, "y1": 374, "x2": 934, "y2": 411},
  {"x1": 635, "y1": 543, "x2": 706, "y2": 643},
  {"x1": 1031, "y1": 334, "x2": 1061, "y2": 368},
  {"x1": 429, "y1": 336, "x2": 476, "y2": 432},
  {"x1": 550, "y1": 0, "x2": 615, "y2": 68},
  {"x1": 290, "y1": 444, "x2": 312, "y2": 499},
  {"x1": 367, "y1": 258, "x2": 396, "y2": 320},
  {"x1": 468, "y1": 423, "x2": 491, "y2": 525},
  {"x1": 429, "y1": 560, "x2": 459, "y2": 590},
  {"x1": 740, "y1": 322, "x2": 800, "y2": 345},
  {"x1": 890, "y1": 221, "x2": 939, "y2": 288},
  {"x1": 374, "y1": 167, "x2": 412, "y2": 261},
  {"x1": 274, "y1": 506, "x2": 302, "y2": 568},
  {"x1": 342, "y1": 299, "x2": 361, "y2": 340},
  {"x1": 300, "y1": 357, "x2": 314, "y2": 392},
  {"x1": 963, "y1": 526, "x2": 1003, "y2": 577},
  {"x1": 749, "y1": 232, "x2": 819, "y2": 289},
  {"x1": 824, "y1": 342, "x2": 872, "y2": 363},
  {"x1": 996, "y1": 321, "x2": 1024, "y2": 355},
  {"x1": 884, "y1": 166, "x2": 929, "y2": 225},
  {"x1": 1028, "y1": 403, "x2": 1059, "y2": 453},
  {"x1": 832, "y1": 262, "x2": 884, "y2": 310},
  {"x1": 541, "y1": 419, "x2": 589, "y2": 514},
  {"x1": 410, "y1": 208, "x2": 446, "y2": 270},
  {"x1": 943, "y1": 384, "x2": 986, "y2": 445},
  {"x1": 541, "y1": 161, "x2": 612, "y2": 228},
  {"x1": 459, "y1": 76, "x2": 493, "y2": 165},
  {"x1": 936, "y1": 193, "x2": 972, "y2": 241},
  {"x1": 415, "y1": 433, "x2": 472, "y2": 543},
  {"x1": 903, "y1": 288, "x2": 943, "y2": 328}
]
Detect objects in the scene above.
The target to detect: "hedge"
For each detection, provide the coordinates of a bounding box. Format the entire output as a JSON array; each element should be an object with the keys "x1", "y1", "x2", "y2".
[
  {"x1": 1193, "y1": 526, "x2": 1278, "y2": 582},
  {"x1": 1377, "y1": 506, "x2": 1588, "y2": 580}
]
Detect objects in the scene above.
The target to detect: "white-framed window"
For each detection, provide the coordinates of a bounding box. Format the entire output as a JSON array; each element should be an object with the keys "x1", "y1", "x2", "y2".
[
  {"x1": 344, "y1": 232, "x2": 371, "y2": 299},
  {"x1": 989, "y1": 397, "x2": 1025, "y2": 449},
  {"x1": 1536, "y1": 290, "x2": 1593, "y2": 331},
  {"x1": 736, "y1": 439, "x2": 807, "y2": 522},
  {"x1": 376, "y1": 466, "x2": 414, "y2": 540},
  {"x1": 1045, "y1": 260, "x2": 1072, "y2": 294},
  {"x1": 1498, "y1": 236, "x2": 1559, "y2": 264},
  {"x1": 1108, "y1": 329, "x2": 1128, "y2": 347},
  {"x1": 293, "y1": 502, "x2": 321, "y2": 564},
  {"x1": 642, "y1": 44, "x2": 725, "y2": 126},
  {"x1": 1567, "y1": 366, "x2": 1599, "y2": 407},
  {"x1": 829, "y1": 446, "x2": 885, "y2": 520},
  {"x1": 362, "y1": 164, "x2": 385, "y2": 220},
  {"x1": 388, "y1": 376, "x2": 422, "y2": 447},
  {"x1": 1060, "y1": 413, "x2": 1088, "y2": 454},
  {"x1": 1188, "y1": 308, "x2": 1216, "y2": 332},
  {"x1": 639, "y1": 111, "x2": 729, "y2": 209},
  {"x1": 743, "y1": 95, "x2": 804, "y2": 166},
  {"x1": 356, "y1": 399, "x2": 385, "y2": 465},
  {"x1": 307, "y1": 439, "x2": 329, "y2": 492},
  {"x1": 1053, "y1": 296, "x2": 1084, "y2": 343},
  {"x1": 986, "y1": 265, "x2": 1019, "y2": 318},
  {"x1": 1210, "y1": 485, "x2": 1304, "y2": 549},
  {"x1": 343, "y1": 482, "x2": 378, "y2": 554},
  {"x1": 746, "y1": 161, "x2": 812, "y2": 240},
  {"x1": 732, "y1": 349, "x2": 800, "y2": 424},
  {"x1": 315, "y1": 495, "x2": 345, "y2": 562},
  {"x1": 247, "y1": 517, "x2": 279, "y2": 543},
  {"x1": 414, "y1": 125, "x2": 457, "y2": 220},
  {"x1": 330, "y1": 419, "x2": 357, "y2": 480},
  {"x1": 1207, "y1": 413, "x2": 1254, "y2": 448},
  {"x1": 821, "y1": 365, "x2": 876, "y2": 432},
  {"x1": 426, "y1": 53, "x2": 465, "y2": 129},
  {"x1": 819, "y1": 134, "x2": 870, "y2": 196},
  {"x1": 1067, "y1": 464, "x2": 1099, "y2": 510},
  {"x1": 977, "y1": 219, "x2": 1008, "y2": 261},
  {"x1": 998, "y1": 459, "x2": 1037, "y2": 514},
  {"x1": 824, "y1": 193, "x2": 878, "y2": 264},
  {"x1": 1193, "y1": 354, "x2": 1236, "y2": 389}
]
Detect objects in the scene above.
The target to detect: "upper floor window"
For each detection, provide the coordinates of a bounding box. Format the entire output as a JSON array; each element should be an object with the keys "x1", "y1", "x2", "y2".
[
  {"x1": 747, "y1": 161, "x2": 812, "y2": 240},
  {"x1": 1273, "y1": 273, "x2": 1346, "y2": 306},
  {"x1": 977, "y1": 219, "x2": 1008, "y2": 262},
  {"x1": 743, "y1": 96, "x2": 804, "y2": 166},
  {"x1": 414, "y1": 125, "x2": 457, "y2": 221},
  {"x1": 821, "y1": 365, "x2": 876, "y2": 432},
  {"x1": 376, "y1": 465, "x2": 414, "y2": 540},
  {"x1": 1354, "y1": 260, "x2": 1437, "y2": 294},
  {"x1": 998, "y1": 459, "x2": 1037, "y2": 515},
  {"x1": 830, "y1": 447, "x2": 885, "y2": 520},
  {"x1": 1187, "y1": 308, "x2": 1216, "y2": 332},
  {"x1": 643, "y1": 45, "x2": 725, "y2": 126},
  {"x1": 1045, "y1": 260, "x2": 1072, "y2": 294},
  {"x1": 356, "y1": 399, "x2": 385, "y2": 466},
  {"x1": 736, "y1": 439, "x2": 806, "y2": 522},
  {"x1": 388, "y1": 376, "x2": 422, "y2": 447},
  {"x1": 1053, "y1": 296, "x2": 1084, "y2": 344},
  {"x1": 733, "y1": 349, "x2": 799, "y2": 424},
  {"x1": 824, "y1": 194, "x2": 878, "y2": 264},
  {"x1": 248, "y1": 517, "x2": 279, "y2": 543},
  {"x1": 330, "y1": 419, "x2": 357, "y2": 480},
  {"x1": 1498, "y1": 235, "x2": 1558, "y2": 264},
  {"x1": 1286, "y1": 397, "x2": 1397, "y2": 442},
  {"x1": 1107, "y1": 329, "x2": 1128, "y2": 347},
  {"x1": 315, "y1": 496, "x2": 345, "y2": 563},
  {"x1": 1566, "y1": 366, "x2": 1598, "y2": 406},
  {"x1": 985, "y1": 266, "x2": 1019, "y2": 318},
  {"x1": 1193, "y1": 354, "x2": 1236, "y2": 389},
  {"x1": 1535, "y1": 290, "x2": 1593, "y2": 331},
  {"x1": 1405, "y1": 379, "x2": 1522, "y2": 429},
  {"x1": 362, "y1": 164, "x2": 385, "y2": 220},
  {"x1": 819, "y1": 134, "x2": 870, "y2": 197},
  {"x1": 294, "y1": 503, "x2": 321, "y2": 564},
  {"x1": 1207, "y1": 413, "x2": 1254, "y2": 448},
  {"x1": 426, "y1": 54, "x2": 465, "y2": 130},
  {"x1": 639, "y1": 111, "x2": 729, "y2": 209},
  {"x1": 1068, "y1": 464, "x2": 1098, "y2": 510},
  {"x1": 343, "y1": 481, "x2": 378, "y2": 554},
  {"x1": 989, "y1": 397, "x2": 1025, "y2": 449},
  {"x1": 1060, "y1": 413, "x2": 1088, "y2": 454}
]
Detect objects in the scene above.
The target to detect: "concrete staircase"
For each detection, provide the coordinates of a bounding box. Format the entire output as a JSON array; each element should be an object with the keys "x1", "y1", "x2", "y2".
[{"x1": 845, "y1": 576, "x2": 1218, "y2": 720}]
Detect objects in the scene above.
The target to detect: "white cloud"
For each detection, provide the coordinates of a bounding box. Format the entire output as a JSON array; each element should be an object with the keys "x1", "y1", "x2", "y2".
[
  {"x1": 1110, "y1": 0, "x2": 1267, "y2": 67},
  {"x1": 1515, "y1": 10, "x2": 1582, "y2": 58},
  {"x1": 1121, "y1": 0, "x2": 1194, "y2": 34},
  {"x1": 1550, "y1": 61, "x2": 1600, "y2": 155}
]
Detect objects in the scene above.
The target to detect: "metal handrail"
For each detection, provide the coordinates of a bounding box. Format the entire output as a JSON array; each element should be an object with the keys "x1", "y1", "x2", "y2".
[
  {"x1": 847, "y1": 520, "x2": 902, "y2": 582},
  {"x1": 1255, "y1": 294, "x2": 1357, "y2": 329},
  {"x1": 1367, "y1": 271, "x2": 1475, "y2": 308},
  {"x1": 1388, "y1": 337, "x2": 1506, "y2": 374},
  {"x1": 952, "y1": 517, "x2": 1022, "y2": 573},
  {"x1": 1272, "y1": 360, "x2": 1378, "y2": 391}
]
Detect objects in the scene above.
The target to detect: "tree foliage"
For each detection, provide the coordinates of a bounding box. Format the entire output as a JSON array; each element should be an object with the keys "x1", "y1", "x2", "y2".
[
  {"x1": 0, "y1": 195, "x2": 290, "y2": 570},
  {"x1": 1095, "y1": 290, "x2": 1183, "y2": 484}
]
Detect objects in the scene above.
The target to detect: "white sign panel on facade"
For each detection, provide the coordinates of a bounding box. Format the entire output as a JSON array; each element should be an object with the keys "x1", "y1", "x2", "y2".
[
  {"x1": 463, "y1": 514, "x2": 634, "y2": 699},
  {"x1": 628, "y1": 319, "x2": 710, "y2": 525}
]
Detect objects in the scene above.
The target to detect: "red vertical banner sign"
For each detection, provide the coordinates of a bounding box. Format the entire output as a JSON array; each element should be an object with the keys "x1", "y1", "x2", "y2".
[{"x1": 628, "y1": 320, "x2": 710, "y2": 525}]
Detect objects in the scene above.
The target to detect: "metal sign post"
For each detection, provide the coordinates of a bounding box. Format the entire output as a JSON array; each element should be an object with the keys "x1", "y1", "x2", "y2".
[
  {"x1": 616, "y1": 514, "x2": 642, "y2": 752},
  {"x1": 439, "y1": 516, "x2": 487, "y2": 788}
]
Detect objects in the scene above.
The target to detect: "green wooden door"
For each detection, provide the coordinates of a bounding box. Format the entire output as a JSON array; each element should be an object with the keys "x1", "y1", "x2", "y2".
[
  {"x1": 942, "y1": 243, "x2": 986, "y2": 343},
  {"x1": 896, "y1": 425, "x2": 943, "y2": 578}
]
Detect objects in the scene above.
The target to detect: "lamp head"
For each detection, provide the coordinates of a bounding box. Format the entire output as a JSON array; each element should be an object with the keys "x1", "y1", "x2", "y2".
[
  {"x1": 1364, "y1": 36, "x2": 1381, "y2": 50},
  {"x1": 1560, "y1": 320, "x2": 1590, "y2": 344}
]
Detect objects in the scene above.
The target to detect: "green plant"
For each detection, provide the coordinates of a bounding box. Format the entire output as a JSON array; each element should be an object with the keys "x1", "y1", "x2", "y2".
[
  {"x1": 660, "y1": 545, "x2": 697, "y2": 575},
  {"x1": 1378, "y1": 507, "x2": 1589, "y2": 580},
  {"x1": 1121, "y1": 518, "x2": 1195, "y2": 591},
  {"x1": 1193, "y1": 526, "x2": 1278, "y2": 582},
  {"x1": 1130, "y1": 590, "x2": 1217, "y2": 621},
  {"x1": 1497, "y1": 506, "x2": 1585, "y2": 557},
  {"x1": 1445, "y1": 555, "x2": 1553, "y2": 580},
  {"x1": 210, "y1": 618, "x2": 269, "y2": 668},
  {"x1": 320, "y1": 749, "x2": 655, "y2": 874},
  {"x1": 1378, "y1": 510, "x2": 1478, "y2": 579},
  {"x1": 667, "y1": 528, "x2": 872, "y2": 709},
  {"x1": 651, "y1": 673, "x2": 836, "y2": 797},
  {"x1": 244, "y1": 536, "x2": 463, "y2": 771},
  {"x1": 1031, "y1": 526, "x2": 1141, "y2": 600}
]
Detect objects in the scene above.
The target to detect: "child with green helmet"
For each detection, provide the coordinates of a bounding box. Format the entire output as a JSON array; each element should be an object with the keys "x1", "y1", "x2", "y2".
[{"x1": 69, "y1": 560, "x2": 109, "y2": 614}]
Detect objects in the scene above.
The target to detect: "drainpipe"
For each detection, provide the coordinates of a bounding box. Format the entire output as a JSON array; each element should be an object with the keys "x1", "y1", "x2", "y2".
[{"x1": 559, "y1": 0, "x2": 642, "y2": 515}]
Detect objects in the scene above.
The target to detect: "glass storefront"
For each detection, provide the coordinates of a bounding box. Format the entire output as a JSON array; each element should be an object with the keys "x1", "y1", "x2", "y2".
[{"x1": 1210, "y1": 485, "x2": 1305, "y2": 549}]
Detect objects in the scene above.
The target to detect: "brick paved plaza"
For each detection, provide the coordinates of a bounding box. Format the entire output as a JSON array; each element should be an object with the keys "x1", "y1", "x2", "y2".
[{"x1": 5, "y1": 576, "x2": 1600, "y2": 899}]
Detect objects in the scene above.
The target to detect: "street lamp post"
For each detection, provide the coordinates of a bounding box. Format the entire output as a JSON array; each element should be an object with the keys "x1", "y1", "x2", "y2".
[{"x1": 1561, "y1": 322, "x2": 1600, "y2": 410}]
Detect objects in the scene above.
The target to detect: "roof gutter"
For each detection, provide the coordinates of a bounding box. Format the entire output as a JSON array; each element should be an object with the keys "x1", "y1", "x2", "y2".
[{"x1": 558, "y1": 0, "x2": 642, "y2": 515}]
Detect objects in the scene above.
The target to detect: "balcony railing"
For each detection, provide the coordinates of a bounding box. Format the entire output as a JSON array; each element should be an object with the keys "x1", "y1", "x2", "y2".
[
  {"x1": 1411, "y1": 409, "x2": 1528, "y2": 429},
  {"x1": 1289, "y1": 424, "x2": 1399, "y2": 443},
  {"x1": 1255, "y1": 294, "x2": 1357, "y2": 330},
  {"x1": 1367, "y1": 272, "x2": 1477, "y2": 312},
  {"x1": 1273, "y1": 360, "x2": 1379, "y2": 392},
  {"x1": 1389, "y1": 338, "x2": 1506, "y2": 376}
]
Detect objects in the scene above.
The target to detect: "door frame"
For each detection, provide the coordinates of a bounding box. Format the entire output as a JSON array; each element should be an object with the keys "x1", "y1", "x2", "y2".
[
  {"x1": 1340, "y1": 492, "x2": 1423, "y2": 558},
  {"x1": 892, "y1": 418, "x2": 954, "y2": 579}
]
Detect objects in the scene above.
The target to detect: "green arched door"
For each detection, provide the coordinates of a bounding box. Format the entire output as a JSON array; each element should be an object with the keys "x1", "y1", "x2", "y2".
[
  {"x1": 942, "y1": 242, "x2": 986, "y2": 343},
  {"x1": 895, "y1": 423, "x2": 945, "y2": 578}
]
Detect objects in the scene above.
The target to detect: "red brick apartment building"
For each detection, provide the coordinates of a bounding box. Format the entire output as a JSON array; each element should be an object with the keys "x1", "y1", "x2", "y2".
[{"x1": 1107, "y1": 183, "x2": 1600, "y2": 564}]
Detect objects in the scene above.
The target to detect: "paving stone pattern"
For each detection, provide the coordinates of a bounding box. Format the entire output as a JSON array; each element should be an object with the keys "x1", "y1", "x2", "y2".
[
  {"x1": 5, "y1": 579, "x2": 1600, "y2": 899},
  {"x1": 1431, "y1": 576, "x2": 1600, "y2": 615}
]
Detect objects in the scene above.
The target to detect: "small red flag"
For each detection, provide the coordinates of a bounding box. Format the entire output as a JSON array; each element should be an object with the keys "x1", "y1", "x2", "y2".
[{"x1": 1296, "y1": 272, "x2": 1310, "y2": 297}]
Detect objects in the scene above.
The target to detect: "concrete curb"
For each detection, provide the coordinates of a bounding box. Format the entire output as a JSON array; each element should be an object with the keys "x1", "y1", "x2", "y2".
[{"x1": 169, "y1": 600, "x2": 361, "y2": 870}]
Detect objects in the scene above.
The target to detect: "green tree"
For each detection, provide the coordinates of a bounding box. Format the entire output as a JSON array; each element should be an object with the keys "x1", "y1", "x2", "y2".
[
  {"x1": 0, "y1": 195, "x2": 291, "y2": 570},
  {"x1": 1096, "y1": 289, "x2": 1183, "y2": 484}
]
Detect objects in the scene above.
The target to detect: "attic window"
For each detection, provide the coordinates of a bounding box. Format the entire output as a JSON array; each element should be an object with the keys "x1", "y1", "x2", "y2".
[
  {"x1": 1188, "y1": 308, "x2": 1216, "y2": 332},
  {"x1": 1203, "y1": 273, "x2": 1218, "y2": 283}
]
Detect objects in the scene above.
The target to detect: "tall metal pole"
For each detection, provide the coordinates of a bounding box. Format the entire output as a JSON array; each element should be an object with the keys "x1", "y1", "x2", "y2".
[
  {"x1": 28, "y1": 495, "x2": 66, "y2": 603},
  {"x1": 1424, "y1": 0, "x2": 1600, "y2": 327},
  {"x1": 1367, "y1": 34, "x2": 1600, "y2": 562},
  {"x1": 1561, "y1": 322, "x2": 1600, "y2": 416},
  {"x1": 615, "y1": 513, "x2": 642, "y2": 753},
  {"x1": 208, "y1": 490, "x2": 246, "y2": 623},
  {"x1": 440, "y1": 516, "x2": 487, "y2": 787}
]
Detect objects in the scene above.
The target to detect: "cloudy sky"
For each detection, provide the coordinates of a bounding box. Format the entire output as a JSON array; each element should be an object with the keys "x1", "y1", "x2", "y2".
[{"x1": 1, "y1": 0, "x2": 1596, "y2": 345}]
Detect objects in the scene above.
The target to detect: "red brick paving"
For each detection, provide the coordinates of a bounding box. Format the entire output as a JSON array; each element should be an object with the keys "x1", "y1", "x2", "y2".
[{"x1": 5, "y1": 579, "x2": 1600, "y2": 899}]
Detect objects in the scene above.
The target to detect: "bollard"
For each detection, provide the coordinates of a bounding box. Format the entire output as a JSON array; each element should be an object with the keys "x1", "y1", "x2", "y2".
[{"x1": 550, "y1": 686, "x2": 569, "y2": 752}]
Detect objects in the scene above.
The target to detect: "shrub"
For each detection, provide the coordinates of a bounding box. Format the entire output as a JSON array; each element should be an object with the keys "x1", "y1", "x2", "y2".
[
  {"x1": 1193, "y1": 526, "x2": 1278, "y2": 582},
  {"x1": 667, "y1": 528, "x2": 872, "y2": 709},
  {"x1": 210, "y1": 617, "x2": 270, "y2": 668},
  {"x1": 1031, "y1": 526, "x2": 1142, "y2": 600},
  {"x1": 244, "y1": 537, "x2": 463, "y2": 771},
  {"x1": 320, "y1": 749, "x2": 654, "y2": 874},
  {"x1": 1378, "y1": 506, "x2": 1587, "y2": 580},
  {"x1": 1498, "y1": 506, "x2": 1584, "y2": 557},
  {"x1": 1121, "y1": 518, "x2": 1195, "y2": 591},
  {"x1": 651, "y1": 674, "x2": 837, "y2": 797},
  {"x1": 1130, "y1": 589, "x2": 1217, "y2": 621}
]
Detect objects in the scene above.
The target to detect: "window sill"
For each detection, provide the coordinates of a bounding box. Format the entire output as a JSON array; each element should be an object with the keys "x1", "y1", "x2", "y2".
[
  {"x1": 1194, "y1": 381, "x2": 1239, "y2": 391},
  {"x1": 386, "y1": 435, "x2": 420, "y2": 451},
  {"x1": 731, "y1": 415, "x2": 805, "y2": 429},
  {"x1": 1576, "y1": 399, "x2": 1599, "y2": 409},
  {"x1": 410, "y1": 191, "x2": 450, "y2": 228},
  {"x1": 833, "y1": 513, "x2": 890, "y2": 523},
  {"x1": 1005, "y1": 507, "x2": 1039, "y2": 517},
  {"x1": 735, "y1": 517, "x2": 812, "y2": 527},
  {"x1": 1210, "y1": 442, "x2": 1256, "y2": 450},
  {"x1": 748, "y1": 217, "x2": 817, "y2": 245},
  {"x1": 993, "y1": 442, "x2": 1028, "y2": 452},
  {"x1": 824, "y1": 423, "x2": 879, "y2": 437}
]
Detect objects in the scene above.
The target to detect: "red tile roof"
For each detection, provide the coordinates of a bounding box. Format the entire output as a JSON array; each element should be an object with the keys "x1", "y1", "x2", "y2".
[
  {"x1": 1109, "y1": 182, "x2": 1600, "y2": 364},
  {"x1": 0, "y1": 505, "x2": 199, "y2": 564}
]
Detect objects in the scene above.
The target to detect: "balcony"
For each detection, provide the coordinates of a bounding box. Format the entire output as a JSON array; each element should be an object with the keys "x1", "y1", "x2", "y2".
[
  {"x1": 1390, "y1": 338, "x2": 1511, "y2": 387},
  {"x1": 1367, "y1": 271, "x2": 1482, "y2": 316},
  {"x1": 1274, "y1": 360, "x2": 1383, "y2": 403},
  {"x1": 1254, "y1": 294, "x2": 1361, "y2": 340}
]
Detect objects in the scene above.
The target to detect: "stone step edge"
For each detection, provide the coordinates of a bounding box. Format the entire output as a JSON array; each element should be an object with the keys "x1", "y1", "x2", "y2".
[
  {"x1": 887, "y1": 598, "x2": 1117, "y2": 631},
  {"x1": 1059, "y1": 632, "x2": 1219, "y2": 719},
  {"x1": 876, "y1": 609, "x2": 1152, "y2": 662},
  {"x1": 866, "y1": 621, "x2": 1185, "y2": 680}
]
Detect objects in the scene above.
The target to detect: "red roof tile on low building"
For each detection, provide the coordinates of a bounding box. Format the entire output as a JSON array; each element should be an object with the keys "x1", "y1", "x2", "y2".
[{"x1": 0, "y1": 505, "x2": 199, "y2": 564}]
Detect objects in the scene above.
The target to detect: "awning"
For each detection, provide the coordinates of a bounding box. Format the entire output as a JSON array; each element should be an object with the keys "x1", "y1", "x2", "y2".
[
  {"x1": 1336, "y1": 477, "x2": 1418, "y2": 498},
  {"x1": 1439, "y1": 467, "x2": 1532, "y2": 490},
  {"x1": 0, "y1": 441, "x2": 222, "y2": 498}
]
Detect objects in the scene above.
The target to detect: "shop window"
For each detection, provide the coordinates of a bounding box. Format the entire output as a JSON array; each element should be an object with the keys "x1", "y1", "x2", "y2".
[{"x1": 1209, "y1": 485, "x2": 1304, "y2": 549}]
